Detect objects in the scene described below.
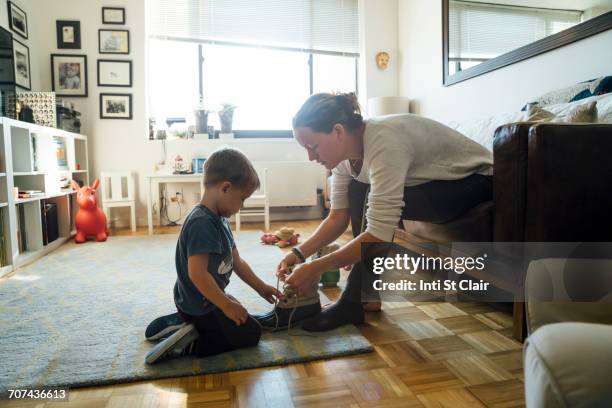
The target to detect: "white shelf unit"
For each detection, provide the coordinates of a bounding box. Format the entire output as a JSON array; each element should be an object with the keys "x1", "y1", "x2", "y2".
[{"x1": 1, "y1": 117, "x2": 89, "y2": 276}]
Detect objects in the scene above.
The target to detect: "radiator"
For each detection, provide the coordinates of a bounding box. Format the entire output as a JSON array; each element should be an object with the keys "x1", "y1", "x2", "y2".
[{"x1": 252, "y1": 161, "x2": 325, "y2": 207}]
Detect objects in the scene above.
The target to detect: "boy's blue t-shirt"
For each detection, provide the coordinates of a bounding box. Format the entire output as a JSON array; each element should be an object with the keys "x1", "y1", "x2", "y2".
[{"x1": 174, "y1": 204, "x2": 235, "y2": 316}]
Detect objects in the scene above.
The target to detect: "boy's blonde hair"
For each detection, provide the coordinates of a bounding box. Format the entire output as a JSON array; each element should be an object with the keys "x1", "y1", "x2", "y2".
[{"x1": 203, "y1": 147, "x2": 260, "y2": 192}]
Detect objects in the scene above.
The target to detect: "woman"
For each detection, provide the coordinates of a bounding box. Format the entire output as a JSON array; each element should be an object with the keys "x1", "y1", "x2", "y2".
[{"x1": 280, "y1": 92, "x2": 493, "y2": 332}]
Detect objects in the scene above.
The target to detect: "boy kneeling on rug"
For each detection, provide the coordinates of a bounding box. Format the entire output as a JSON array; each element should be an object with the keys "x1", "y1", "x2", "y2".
[{"x1": 145, "y1": 148, "x2": 282, "y2": 364}]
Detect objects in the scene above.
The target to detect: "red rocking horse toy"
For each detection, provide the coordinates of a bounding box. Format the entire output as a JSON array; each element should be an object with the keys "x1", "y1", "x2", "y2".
[{"x1": 71, "y1": 179, "x2": 109, "y2": 243}]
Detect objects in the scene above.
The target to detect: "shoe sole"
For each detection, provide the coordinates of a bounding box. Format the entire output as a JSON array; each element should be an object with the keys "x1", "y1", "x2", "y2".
[
  {"x1": 146, "y1": 323, "x2": 185, "y2": 341},
  {"x1": 145, "y1": 324, "x2": 198, "y2": 365}
]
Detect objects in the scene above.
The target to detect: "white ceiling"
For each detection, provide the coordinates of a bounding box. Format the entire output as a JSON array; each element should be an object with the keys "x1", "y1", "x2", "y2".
[{"x1": 459, "y1": 0, "x2": 612, "y2": 12}]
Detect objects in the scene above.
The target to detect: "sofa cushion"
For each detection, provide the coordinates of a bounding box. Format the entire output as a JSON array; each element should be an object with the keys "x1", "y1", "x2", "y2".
[
  {"x1": 524, "y1": 322, "x2": 612, "y2": 408},
  {"x1": 525, "y1": 123, "x2": 612, "y2": 241},
  {"x1": 525, "y1": 258, "x2": 612, "y2": 334}
]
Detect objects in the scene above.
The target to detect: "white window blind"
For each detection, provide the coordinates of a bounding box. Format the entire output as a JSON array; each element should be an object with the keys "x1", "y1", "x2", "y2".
[
  {"x1": 449, "y1": 1, "x2": 583, "y2": 60},
  {"x1": 148, "y1": 0, "x2": 359, "y2": 55}
]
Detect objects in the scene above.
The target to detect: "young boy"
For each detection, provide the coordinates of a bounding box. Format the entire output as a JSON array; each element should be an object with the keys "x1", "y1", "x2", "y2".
[{"x1": 145, "y1": 148, "x2": 281, "y2": 364}]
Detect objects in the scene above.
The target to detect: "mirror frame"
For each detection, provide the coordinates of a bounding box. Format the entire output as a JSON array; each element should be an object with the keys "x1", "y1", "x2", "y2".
[{"x1": 442, "y1": 0, "x2": 612, "y2": 86}]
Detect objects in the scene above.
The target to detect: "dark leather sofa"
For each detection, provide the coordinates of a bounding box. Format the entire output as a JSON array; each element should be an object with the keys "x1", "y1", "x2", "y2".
[{"x1": 396, "y1": 122, "x2": 612, "y2": 340}]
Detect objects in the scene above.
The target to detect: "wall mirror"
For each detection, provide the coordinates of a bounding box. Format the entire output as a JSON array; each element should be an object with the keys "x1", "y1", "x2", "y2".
[{"x1": 443, "y1": 0, "x2": 612, "y2": 85}]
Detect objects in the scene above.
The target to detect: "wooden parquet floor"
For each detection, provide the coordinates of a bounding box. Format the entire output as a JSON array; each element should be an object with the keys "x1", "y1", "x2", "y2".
[{"x1": 1, "y1": 221, "x2": 525, "y2": 408}]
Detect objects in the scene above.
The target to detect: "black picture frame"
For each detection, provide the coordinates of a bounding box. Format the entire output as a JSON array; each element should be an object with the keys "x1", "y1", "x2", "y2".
[
  {"x1": 102, "y1": 7, "x2": 126, "y2": 25},
  {"x1": 51, "y1": 54, "x2": 88, "y2": 97},
  {"x1": 97, "y1": 59, "x2": 132, "y2": 87},
  {"x1": 56, "y1": 20, "x2": 81, "y2": 49},
  {"x1": 98, "y1": 29, "x2": 130, "y2": 54},
  {"x1": 12, "y1": 38, "x2": 30, "y2": 90},
  {"x1": 7, "y1": 1, "x2": 28, "y2": 39},
  {"x1": 442, "y1": 1, "x2": 612, "y2": 86},
  {"x1": 100, "y1": 93, "x2": 132, "y2": 119}
]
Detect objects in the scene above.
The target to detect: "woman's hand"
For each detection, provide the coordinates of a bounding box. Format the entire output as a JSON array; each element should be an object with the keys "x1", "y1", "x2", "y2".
[
  {"x1": 276, "y1": 252, "x2": 300, "y2": 281},
  {"x1": 285, "y1": 262, "x2": 319, "y2": 293},
  {"x1": 257, "y1": 284, "x2": 282, "y2": 304}
]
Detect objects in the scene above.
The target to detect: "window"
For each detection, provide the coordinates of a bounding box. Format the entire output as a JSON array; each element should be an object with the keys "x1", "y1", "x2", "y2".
[
  {"x1": 148, "y1": 39, "x2": 200, "y2": 123},
  {"x1": 201, "y1": 45, "x2": 310, "y2": 131},
  {"x1": 147, "y1": 0, "x2": 359, "y2": 138},
  {"x1": 148, "y1": 42, "x2": 357, "y2": 134},
  {"x1": 312, "y1": 54, "x2": 358, "y2": 95}
]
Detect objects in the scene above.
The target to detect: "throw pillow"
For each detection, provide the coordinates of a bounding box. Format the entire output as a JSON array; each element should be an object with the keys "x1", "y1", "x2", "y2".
[
  {"x1": 522, "y1": 76, "x2": 611, "y2": 110},
  {"x1": 563, "y1": 101, "x2": 598, "y2": 123},
  {"x1": 525, "y1": 101, "x2": 598, "y2": 123},
  {"x1": 524, "y1": 105, "x2": 555, "y2": 122}
]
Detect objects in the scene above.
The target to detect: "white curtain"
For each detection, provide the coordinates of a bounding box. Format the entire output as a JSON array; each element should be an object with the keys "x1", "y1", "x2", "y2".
[{"x1": 148, "y1": 0, "x2": 359, "y2": 55}]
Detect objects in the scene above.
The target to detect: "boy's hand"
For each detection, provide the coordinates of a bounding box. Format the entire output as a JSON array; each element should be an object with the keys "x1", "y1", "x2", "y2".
[
  {"x1": 220, "y1": 297, "x2": 249, "y2": 326},
  {"x1": 257, "y1": 284, "x2": 282, "y2": 304}
]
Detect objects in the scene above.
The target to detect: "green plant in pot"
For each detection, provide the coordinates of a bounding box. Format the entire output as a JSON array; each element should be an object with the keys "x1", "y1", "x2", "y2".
[{"x1": 218, "y1": 103, "x2": 236, "y2": 134}]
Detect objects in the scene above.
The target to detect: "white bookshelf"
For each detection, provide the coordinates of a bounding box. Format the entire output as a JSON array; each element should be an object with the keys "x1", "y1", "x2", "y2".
[{"x1": 0, "y1": 117, "x2": 89, "y2": 276}]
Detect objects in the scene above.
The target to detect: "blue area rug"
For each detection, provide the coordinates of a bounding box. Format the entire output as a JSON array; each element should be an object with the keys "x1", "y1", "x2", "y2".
[{"x1": 0, "y1": 232, "x2": 372, "y2": 391}]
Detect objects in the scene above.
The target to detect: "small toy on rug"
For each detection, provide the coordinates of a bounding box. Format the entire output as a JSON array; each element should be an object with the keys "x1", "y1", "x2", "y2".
[
  {"x1": 313, "y1": 242, "x2": 341, "y2": 287},
  {"x1": 71, "y1": 179, "x2": 109, "y2": 243},
  {"x1": 260, "y1": 226, "x2": 300, "y2": 248}
]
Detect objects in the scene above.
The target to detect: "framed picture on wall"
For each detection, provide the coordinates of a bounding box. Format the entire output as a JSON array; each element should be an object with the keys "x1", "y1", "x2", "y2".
[
  {"x1": 51, "y1": 54, "x2": 88, "y2": 97},
  {"x1": 56, "y1": 20, "x2": 81, "y2": 49},
  {"x1": 100, "y1": 93, "x2": 132, "y2": 119},
  {"x1": 102, "y1": 7, "x2": 125, "y2": 24},
  {"x1": 7, "y1": 1, "x2": 27, "y2": 39},
  {"x1": 97, "y1": 59, "x2": 132, "y2": 87},
  {"x1": 99, "y1": 29, "x2": 129, "y2": 54},
  {"x1": 12, "y1": 39, "x2": 30, "y2": 90}
]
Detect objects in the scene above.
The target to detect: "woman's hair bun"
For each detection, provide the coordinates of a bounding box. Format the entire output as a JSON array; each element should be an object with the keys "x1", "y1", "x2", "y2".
[
  {"x1": 334, "y1": 92, "x2": 361, "y2": 115},
  {"x1": 293, "y1": 92, "x2": 364, "y2": 133}
]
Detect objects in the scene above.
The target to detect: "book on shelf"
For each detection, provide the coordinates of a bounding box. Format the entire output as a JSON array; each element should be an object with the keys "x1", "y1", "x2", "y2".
[
  {"x1": 31, "y1": 134, "x2": 38, "y2": 171},
  {"x1": 0, "y1": 208, "x2": 5, "y2": 266},
  {"x1": 53, "y1": 136, "x2": 69, "y2": 170},
  {"x1": 17, "y1": 204, "x2": 26, "y2": 253},
  {"x1": 18, "y1": 190, "x2": 44, "y2": 199}
]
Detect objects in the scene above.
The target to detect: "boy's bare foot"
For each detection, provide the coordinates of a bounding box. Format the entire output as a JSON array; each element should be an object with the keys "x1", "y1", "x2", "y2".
[{"x1": 362, "y1": 301, "x2": 381, "y2": 312}]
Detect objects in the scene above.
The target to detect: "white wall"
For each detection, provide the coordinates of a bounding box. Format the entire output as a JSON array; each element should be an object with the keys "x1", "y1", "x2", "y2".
[
  {"x1": 358, "y1": 0, "x2": 399, "y2": 107},
  {"x1": 30, "y1": 0, "x2": 159, "y2": 226},
  {"x1": 398, "y1": 0, "x2": 612, "y2": 123}
]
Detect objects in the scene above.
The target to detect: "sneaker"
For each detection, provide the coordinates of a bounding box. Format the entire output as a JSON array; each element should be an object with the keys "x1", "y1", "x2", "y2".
[
  {"x1": 145, "y1": 323, "x2": 199, "y2": 365},
  {"x1": 253, "y1": 302, "x2": 321, "y2": 331},
  {"x1": 145, "y1": 312, "x2": 185, "y2": 341}
]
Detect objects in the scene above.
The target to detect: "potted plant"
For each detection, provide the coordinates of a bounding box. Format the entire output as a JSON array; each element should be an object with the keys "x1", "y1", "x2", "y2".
[
  {"x1": 218, "y1": 103, "x2": 236, "y2": 134},
  {"x1": 194, "y1": 97, "x2": 209, "y2": 134}
]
